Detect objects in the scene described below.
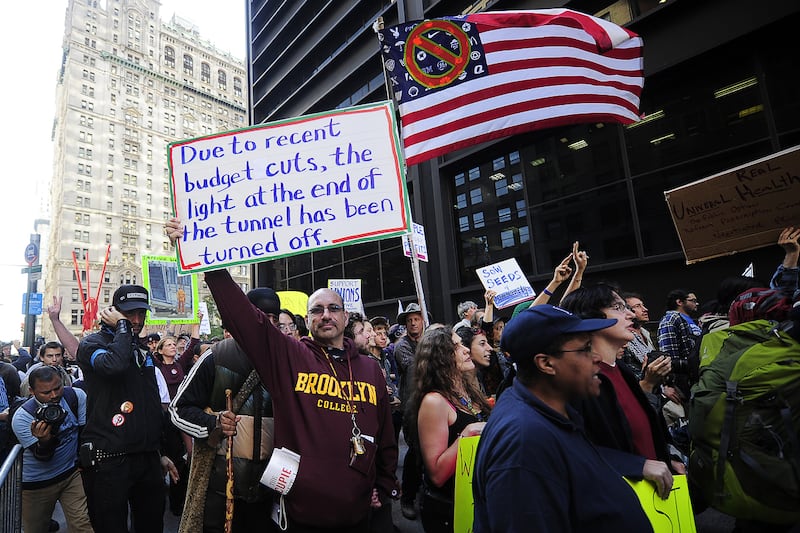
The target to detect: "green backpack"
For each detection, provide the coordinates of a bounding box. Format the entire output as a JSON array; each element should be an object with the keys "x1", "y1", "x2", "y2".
[{"x1": 688, "y1": 319, "x2": 800, "y2": 524}]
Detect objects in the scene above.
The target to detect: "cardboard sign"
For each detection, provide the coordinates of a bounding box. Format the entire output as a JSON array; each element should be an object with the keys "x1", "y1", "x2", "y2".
[
  {"x1": 454, "y1": 435, "x2": 480, "y2": 533},
  {"x1": 665, "y1": 145, "x2": 800, "y2": 264},
  {"x1": 169, "y1": 101, "x2": 411, "y2": 273},
  {"x1": 141, "y1": 255, "x2": 199, "y2": 324},
  {"x1": 476, "y1": 258, "x2": 535, "y2": 309},
  {"x1": 625, "y1": 475, "x2": 697, "y2": 532},
  {"x1": 327, "y1": 279, "x2": 364, "y2": 315}
]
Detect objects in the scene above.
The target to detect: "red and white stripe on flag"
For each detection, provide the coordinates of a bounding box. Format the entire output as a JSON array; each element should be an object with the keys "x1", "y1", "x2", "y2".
[{"x1": 380, "y1": 10, "x2": 644, "y2": 166}]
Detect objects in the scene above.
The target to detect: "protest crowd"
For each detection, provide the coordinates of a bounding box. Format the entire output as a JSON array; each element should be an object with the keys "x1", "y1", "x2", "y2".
[{"x1": 0, "y1": 220, "x2": 795, "y2": 533}]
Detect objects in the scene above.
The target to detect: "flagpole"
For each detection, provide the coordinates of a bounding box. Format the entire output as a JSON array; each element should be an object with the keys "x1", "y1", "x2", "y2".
[{"x1": 376, "y1": 16, "x2": 431, "y2": 327}]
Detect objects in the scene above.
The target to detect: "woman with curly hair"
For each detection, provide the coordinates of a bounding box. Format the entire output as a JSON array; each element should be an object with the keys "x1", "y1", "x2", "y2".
[
  {"x1": 406, "y1": 326, "x2": 490, "y2": 532},
  {"x1": 455, "y1": 326, "x2": 506, "y2": 398}
]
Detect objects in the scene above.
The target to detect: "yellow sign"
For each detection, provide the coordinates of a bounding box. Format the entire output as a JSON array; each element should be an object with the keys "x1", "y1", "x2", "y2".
[
  {"x1": 625, "y1": 474, "x2": 697, "y2": 533},
  {"x1": 453, "y1": 435, "x2": 480, "y2": 533},
  {"x1": 276, "y1": 290, "x2": 309, "y2": 318}
]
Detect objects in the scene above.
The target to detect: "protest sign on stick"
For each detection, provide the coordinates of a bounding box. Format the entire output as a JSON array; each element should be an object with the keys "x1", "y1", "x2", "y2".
[
  {"x1": 328, "y1": 279, "x2": 365, "y2": 315},
  {"x1": 169, "y1": 101, "x2": 411, "y2": 274},
  {"x1": 476, "y1": 258, "x2": 535, "y2": 309},
  {"x1": 665, "y1": 145, "x2": 800, "y2": 264}
]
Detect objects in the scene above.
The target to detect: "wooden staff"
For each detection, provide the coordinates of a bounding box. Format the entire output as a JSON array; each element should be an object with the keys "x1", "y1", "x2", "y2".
[{"x1": 224, "y1": 389, "x2": 234, "y2": 533}]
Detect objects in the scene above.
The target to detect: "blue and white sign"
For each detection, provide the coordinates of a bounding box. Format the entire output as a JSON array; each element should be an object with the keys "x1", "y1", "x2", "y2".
[
  {"x1": 327, "y1": 279, "x2": 365, "y2": 315},
  {"x1": 24, "y1": 242, "x2": 39, "y2": 266},
  {"x1": 22, "y1": 293, "x2": 43, "y2": 315},
  {"x1": 476, "y1": 258, "x2": 535, "y2": 309}
]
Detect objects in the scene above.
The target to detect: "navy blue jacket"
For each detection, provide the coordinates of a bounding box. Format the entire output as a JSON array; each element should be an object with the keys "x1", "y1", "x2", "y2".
[{"x1": 473, "y1": 379, "x2": 653, "y2": 533}]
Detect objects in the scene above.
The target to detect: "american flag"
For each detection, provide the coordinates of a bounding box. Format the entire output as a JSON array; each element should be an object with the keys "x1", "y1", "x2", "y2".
[{"x1": 377, "y1": 9, "x2": 644, "y2": 166}]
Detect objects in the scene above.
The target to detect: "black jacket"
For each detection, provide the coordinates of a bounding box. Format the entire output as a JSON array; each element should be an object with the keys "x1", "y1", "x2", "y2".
[
  {"x1": 77, "y1": 323, "x2": 163, "y2": 454},
  {"x1": 572, "y1": 360, "x2": 673, "y2": 467},
  {"x1": 170, "y1": 339, "x2": 274, "y2": 503}
]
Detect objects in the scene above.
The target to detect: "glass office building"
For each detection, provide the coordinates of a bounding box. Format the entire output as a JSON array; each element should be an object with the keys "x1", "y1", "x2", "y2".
[{"x1": 246, "y1": 0, "x2": 800, "y2": 322}]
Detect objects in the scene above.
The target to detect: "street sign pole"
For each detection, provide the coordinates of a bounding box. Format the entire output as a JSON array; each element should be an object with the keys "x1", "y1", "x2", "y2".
[{"x1": 23, "y1": 234, "x2": 40, "y2": 349}]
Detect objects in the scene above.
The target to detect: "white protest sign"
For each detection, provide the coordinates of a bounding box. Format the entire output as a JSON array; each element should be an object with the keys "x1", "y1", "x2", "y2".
[
  {"x1": 328, "y1": 279, "x2": 365, "y2": 315},
  {"x1": 402, "y1": 221, "x2": 428, "y2": 262},
  {"x1": 169, "y1": 101, "x2": 411, "y2": 273},
  {"x1": 198, "y1": 301, "x2": 211, "y2": 335},
  {"x1": 476, "y1": 258, "x2": 535, "y2": 309}
]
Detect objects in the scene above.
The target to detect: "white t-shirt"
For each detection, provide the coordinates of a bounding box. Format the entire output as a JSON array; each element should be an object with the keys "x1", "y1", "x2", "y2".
[{"x1": 154, "y1": 367, "x2": 170, "y2": 403}]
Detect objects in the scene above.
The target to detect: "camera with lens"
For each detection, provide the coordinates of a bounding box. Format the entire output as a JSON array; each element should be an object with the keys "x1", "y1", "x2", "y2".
[
  {"x1": 670, "y1": 356, "x2": 691, "y2": 375},
  {"x1": 35, "y1": 403, "x2": 68, "y2": 428}
]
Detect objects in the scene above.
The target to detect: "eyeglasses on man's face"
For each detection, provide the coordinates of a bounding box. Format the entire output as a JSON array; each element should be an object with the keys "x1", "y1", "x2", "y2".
[
  {"x1": 278, "y1": 323, "x2": 296, "y2": 332},
  {"x1": 308, "y1": 304, "x2": 344, "y2": 316},
  {"x1": 607, "y1": 301, "x2": 632, "y2": 313},
  {"x1": 556, "y1": 342, "x2": 594, "y2": 356}
]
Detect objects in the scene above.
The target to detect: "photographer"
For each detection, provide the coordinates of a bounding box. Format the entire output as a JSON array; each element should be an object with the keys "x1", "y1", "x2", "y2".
[{"x1": 11, "y1": 365, "x2": 93, "y2": 533}]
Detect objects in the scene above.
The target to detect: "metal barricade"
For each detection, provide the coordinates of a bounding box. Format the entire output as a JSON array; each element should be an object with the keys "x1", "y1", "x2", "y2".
[{"x1": 0, "y1": 444, "x2": 23, "y2": 532}]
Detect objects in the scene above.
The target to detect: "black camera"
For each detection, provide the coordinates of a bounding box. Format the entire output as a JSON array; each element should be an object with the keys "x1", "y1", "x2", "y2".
[
  {"x1": 644, "y1": 351, "x2": 690, "y2": 375},
  {"x1": 35, "y1": 403, "x2": 68, "y2": 427},
  {"x1": 670, "y1": 356, "x2": 691, "y2": 375}
]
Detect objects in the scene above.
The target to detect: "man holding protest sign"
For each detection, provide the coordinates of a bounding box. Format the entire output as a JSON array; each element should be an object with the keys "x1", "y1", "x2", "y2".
[{"x1": 166, "y1": 217, "x2": 398, "y2": 533}]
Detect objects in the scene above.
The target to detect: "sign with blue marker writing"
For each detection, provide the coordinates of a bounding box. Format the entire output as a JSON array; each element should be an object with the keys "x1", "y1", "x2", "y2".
[
  {"x1": 476, "y1": 258, "x2": 535, "y2": 309},
  {"x1": 168, "y1": 101, "x2": 411, "y2": 274},
  {"x1": 328, "y1": 279, "x2": 364, "y2": 315}
]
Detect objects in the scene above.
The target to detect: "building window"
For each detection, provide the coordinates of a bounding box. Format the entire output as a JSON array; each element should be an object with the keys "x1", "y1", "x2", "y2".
[
  {"x1": 500, "y1": 229, "x2": 515, "y2": 248},
  {"x1": 218, "y1": 69, "x2": 226, "y2": 89},
  {"x1": 183, "y1": 54, "x2": 193, "y2": 75},
  {"x1": 201, "y1": 62, "x2": 210, "y2": 83},
  {"x1": 519, "y1": 226, "x2": 530, "y2": 243},
  {"x1": 164, "y1": 46, "x2": 175, "y2": 68},
  {"x1": 495, "y1": 179, "x2": 508, "y2": 197},
  {"x1": 469, "y1": 188, "x2": 482, "y2": 205},
  {"x1": 498, "y1": 207, "x2": 511, "y2": 223},
  {"x1": 234, "y1": 77, "x2": 242, "y2": 97}
]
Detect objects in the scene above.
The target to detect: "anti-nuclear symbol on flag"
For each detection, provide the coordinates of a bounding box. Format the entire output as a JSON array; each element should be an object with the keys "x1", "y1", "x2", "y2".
[{"x1": 404, "y1": 19, "x2": 474, "y2": 89}]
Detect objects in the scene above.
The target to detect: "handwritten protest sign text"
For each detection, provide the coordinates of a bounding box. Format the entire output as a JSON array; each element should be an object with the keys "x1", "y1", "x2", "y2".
[{"x1": 169, "y1": 102, "x2": 410, "y2": 274}]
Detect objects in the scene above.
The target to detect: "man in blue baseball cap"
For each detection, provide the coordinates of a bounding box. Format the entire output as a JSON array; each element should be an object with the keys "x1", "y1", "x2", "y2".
[{"x1": 472, "y1": 304, "x2": 672, "y2": 533}]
